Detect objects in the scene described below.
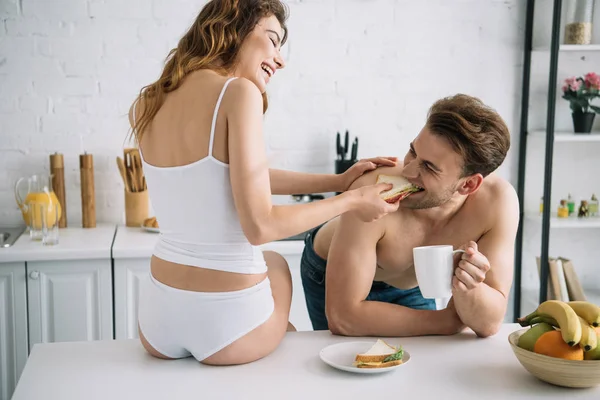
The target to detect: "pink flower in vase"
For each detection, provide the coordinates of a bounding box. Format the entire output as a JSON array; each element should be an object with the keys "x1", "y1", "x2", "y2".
[
  {"x1": 584, "y1": 72, "x2": 600, "y2": 90},
  {"x1": 563, "y1": 76, "x2": 581, "y2": 92}
]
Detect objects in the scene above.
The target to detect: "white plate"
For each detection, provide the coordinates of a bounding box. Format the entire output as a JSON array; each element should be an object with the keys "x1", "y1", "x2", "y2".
[
  {"x1": 319, "y1": 341, "x2": 410, "y2": 374},
  {"x1": 141, "y1": 224, "x2": 160, "y2": 233}
]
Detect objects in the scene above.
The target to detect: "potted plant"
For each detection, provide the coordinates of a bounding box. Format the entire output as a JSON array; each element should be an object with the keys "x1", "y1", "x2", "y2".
[{"x1": 561, "y1": 72, "x2": 600, "y2": 133}]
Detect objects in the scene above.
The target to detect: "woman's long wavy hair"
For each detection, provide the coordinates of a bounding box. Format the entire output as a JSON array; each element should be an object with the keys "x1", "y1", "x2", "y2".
[{"x1": 129, "y1": 0, "x2": 289, "y2": 144}]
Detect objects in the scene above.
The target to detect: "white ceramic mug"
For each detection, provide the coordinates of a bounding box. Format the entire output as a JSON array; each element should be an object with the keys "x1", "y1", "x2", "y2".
[{"x1": 413, "y1": 245, "x2": 465, "y2": 299}]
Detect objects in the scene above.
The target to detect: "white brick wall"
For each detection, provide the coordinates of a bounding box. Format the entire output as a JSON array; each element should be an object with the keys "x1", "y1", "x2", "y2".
[
  {"x1": 1, "y1": 0, "x2": 525, "y2": 227},
  {"x1": 2, "y1": 0, "x2": 599, "y2": 312}
]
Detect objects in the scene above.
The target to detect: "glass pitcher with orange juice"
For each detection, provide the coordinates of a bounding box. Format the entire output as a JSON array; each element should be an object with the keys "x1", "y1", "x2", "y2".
[{"x1": 14, "y1": 173, "x2": 62, "y2": 240}]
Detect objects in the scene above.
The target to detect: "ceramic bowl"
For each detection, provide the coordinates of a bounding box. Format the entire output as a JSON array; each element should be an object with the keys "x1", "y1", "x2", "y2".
[{"x1": 508, "y1": 328, "x2": 600, "y2": 388}]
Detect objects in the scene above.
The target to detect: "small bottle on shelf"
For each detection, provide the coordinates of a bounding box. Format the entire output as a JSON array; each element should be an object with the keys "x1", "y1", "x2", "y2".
[
  {"x1": 567, "y1": 193, "x2": 575, "y2": 216},
  {"x1": 539, "y1": 196, "x2": 544, "y2": 215},
  {"x1": 578, "y1": 200, "x2": 590, "y2": 218},
  {"x1": 557, "y1": 199, "x2": 569, "y2": 218},
  {"x1": 589, "y1": 194, "x2": 598, "y2": 217}
]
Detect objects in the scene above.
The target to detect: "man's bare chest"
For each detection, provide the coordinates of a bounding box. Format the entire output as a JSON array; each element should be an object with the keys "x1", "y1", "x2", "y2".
[{"x1": 375, "y1": 218, "x2": 485, "y2": 276}]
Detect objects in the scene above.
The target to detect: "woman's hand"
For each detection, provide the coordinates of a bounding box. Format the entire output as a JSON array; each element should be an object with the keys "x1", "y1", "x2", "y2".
[
  {"x1": 349, "y1": 182, "x2": 400, "y2": 222},
  {"x1": 340, "y1": 157, "x2": 398, "y2": 191}
]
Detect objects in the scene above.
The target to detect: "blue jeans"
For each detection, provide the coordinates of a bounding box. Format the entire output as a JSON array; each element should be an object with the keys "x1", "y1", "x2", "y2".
[{"x1": 300, "y1": 224, "x2": 436, "y2": 331}]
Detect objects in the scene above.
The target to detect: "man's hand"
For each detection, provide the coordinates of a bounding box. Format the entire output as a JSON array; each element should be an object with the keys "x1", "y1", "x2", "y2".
[
  {"x1": 340, "y1": 157, "x2": 398, "y2": 191},
  {"x1": 452, "y1": 241, "x2": 491, "y2": 293}
]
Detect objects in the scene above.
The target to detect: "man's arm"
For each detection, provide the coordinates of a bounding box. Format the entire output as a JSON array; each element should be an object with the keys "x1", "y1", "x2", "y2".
[
  {"x1": 325, "y1": 191, "x2": 463, "y2": 337},
  {"x1": 452, "y1": 186, "x2": 520, "y2": 337}
]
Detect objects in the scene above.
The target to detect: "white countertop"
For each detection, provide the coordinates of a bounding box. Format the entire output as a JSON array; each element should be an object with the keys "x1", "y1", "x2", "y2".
[
  {"x1": 0, "y1": 224, "x2": 116, "y2": 263},
  {"x1": 0, "y1": 224, "x2": 304, "y2": 263},
  {"x1": 112, "y1": 226, "x2": 305, "y2": 258},
  {"x1": 12, "y1": 323, "x2": 599, "y2": 399}
]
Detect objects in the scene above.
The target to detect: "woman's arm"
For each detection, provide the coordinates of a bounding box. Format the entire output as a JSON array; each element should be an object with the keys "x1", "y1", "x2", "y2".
[
  {"x1": 225, "y1": 78, "x2": 398, "y2": 245},
  {"x1": 269, "y1": 156, "x2": 398, "y2": 195},
  {"x1": 269, "y1": 169, "x2": 343, "y2": 195}
]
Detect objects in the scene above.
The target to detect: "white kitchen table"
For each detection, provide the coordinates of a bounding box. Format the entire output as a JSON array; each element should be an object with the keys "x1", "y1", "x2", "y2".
[{"x1": 11, "y1": 323, "x2": 599, "y2": 399}]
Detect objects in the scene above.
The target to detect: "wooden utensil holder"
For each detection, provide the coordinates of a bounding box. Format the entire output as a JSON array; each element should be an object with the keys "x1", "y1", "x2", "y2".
[{"x1": 125, "y1": 189, "x2": 149, "y2": 227}]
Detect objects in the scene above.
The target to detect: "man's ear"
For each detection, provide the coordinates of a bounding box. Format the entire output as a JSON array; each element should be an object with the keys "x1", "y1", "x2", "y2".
[{"x1": 457, "y1": 173, "x2": 483, "y2": 195}]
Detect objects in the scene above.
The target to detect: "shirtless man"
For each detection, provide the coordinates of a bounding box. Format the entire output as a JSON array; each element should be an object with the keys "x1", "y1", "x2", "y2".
[{"x1": 300, "y1": 94, "x2": 519, "y2": 338}]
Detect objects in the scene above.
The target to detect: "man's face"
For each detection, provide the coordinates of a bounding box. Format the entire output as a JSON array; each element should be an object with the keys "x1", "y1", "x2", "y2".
[{"x1": 400, "y1": 126, "x2": 466, "y2": 209}]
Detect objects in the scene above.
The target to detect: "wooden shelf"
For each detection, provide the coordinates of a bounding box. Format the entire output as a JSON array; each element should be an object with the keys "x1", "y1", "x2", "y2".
[
  {"x1": 526, "y1": 214, "x2": 600, "y2": 228},
  {"x1": 530, "y1": 131, "x2": 600, "y2": 142}
]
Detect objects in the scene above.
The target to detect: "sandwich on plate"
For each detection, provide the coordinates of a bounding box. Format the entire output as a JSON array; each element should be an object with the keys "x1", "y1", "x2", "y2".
[
  {"x1": 353, "y1": 339, "x2": 404, "y2": 369},
  {"x1": 376, "y1": 174, "x2": 423, "y2": 203}
]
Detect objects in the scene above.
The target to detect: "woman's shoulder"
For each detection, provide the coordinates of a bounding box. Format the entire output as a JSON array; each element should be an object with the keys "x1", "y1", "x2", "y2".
[
  {"x1": 222, "y1": 77, "x2": 263, "y2": 112},
  {"x1": 226, "y1": 77, "x2": 262, "y2": 100}
]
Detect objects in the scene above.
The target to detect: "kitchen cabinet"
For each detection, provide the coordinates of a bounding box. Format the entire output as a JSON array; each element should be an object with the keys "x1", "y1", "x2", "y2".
[
  {"x1": 113, "y1": 226, "x2": 312, "y2": 340},
  {"x1": 0, "y1": 225, "x2": 115, "y2": 400},
  {"x1": 113, "y1": 257, "x2": 148, "y2": 340},
  {"x1": 0, "y1": 225, "x2": 116, "y2": 349},
  {"x1": 0, "y1": 262, "x2": 28, "y2": 400},
  {"x1": 26, "y1": 259, "x2": 113, "y2": 347}
]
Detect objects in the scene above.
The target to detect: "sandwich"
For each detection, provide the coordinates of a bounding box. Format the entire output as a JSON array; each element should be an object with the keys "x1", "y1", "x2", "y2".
[
  {"x1": 353, "y1": 339, "x2": 404, "y2": 369},
  {"x1": 376, "y1": 174, "x2": 423, "y2": 203}
]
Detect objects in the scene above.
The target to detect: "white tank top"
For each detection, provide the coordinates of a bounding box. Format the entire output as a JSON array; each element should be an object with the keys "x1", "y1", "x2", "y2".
[{"x1": 137, "y1": 77, "x2": 267, "y2": 274}]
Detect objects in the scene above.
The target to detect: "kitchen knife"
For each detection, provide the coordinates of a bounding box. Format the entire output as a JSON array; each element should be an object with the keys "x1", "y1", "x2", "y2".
[
  {"x1": 344, "y1": 130, "x2": 349, "y2": 160},
  {"x1": 351, "y1": 137, "x2": 358, "y2": 161}
]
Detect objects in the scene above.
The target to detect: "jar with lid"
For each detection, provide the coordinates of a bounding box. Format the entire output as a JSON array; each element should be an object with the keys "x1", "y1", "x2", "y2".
[
  {"x1": 567, "y1": 193, "x2": 575, "y2": 215},
  {"x1": 589, "y1": 194, "x2": 599, "y2": 216},
  {"x1": 564, "y1": 0, "x2": 595, "y2": 45},
  {"x1": 558, "y1": 199, "x2": 569, "y2": 218}
]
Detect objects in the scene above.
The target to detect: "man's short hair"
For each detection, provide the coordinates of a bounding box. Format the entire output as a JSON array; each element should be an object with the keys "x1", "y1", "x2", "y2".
[{"x1": 426, "y1": 94, "x2": 510, "y2": 178}]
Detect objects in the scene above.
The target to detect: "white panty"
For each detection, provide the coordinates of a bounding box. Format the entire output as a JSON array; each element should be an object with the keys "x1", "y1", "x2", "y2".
[{"x1": 138, "y1": 273, "x2": 274, "y2": 361}]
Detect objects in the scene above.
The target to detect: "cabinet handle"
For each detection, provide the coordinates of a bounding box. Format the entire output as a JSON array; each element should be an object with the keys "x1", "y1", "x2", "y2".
[{"x1": 29, "y1": 271, "x2": 39, "y2": 279}]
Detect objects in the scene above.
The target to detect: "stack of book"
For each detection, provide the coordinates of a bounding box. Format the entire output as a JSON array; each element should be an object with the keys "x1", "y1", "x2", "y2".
[{"x1": 536, "y1": 256, "x2": 587, "y2": 301}]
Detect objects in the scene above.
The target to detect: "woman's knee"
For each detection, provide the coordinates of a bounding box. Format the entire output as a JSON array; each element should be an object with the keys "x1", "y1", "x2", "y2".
[
  {"x1": 263, "y1": 251, "x2": 292, "y2": 284},
  {"x1": 263, "y1": 250, "x2": 289, "y2": 271}
]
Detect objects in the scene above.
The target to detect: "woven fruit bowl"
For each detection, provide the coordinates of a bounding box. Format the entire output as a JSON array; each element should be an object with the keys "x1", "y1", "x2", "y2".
[{"x1": 509, "y1": 328, "x2": 600, "y2": 388}]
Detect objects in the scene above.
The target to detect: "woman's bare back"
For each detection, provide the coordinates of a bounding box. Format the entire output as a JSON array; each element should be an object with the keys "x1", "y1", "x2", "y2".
[{"x1": 133, "y1": 70, "x2": 267, "y2": 293}]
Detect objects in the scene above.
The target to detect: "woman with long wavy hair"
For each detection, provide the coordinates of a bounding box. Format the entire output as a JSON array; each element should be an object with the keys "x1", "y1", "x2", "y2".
[{"x1": 130, "y1": 0, "x2": 400, "y2": 365}]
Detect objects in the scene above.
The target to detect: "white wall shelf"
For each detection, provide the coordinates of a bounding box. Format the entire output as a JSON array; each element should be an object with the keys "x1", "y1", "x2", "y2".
[
  {"x1": 534, "y1": 44, "x2": 600, "y2": 51},
  {"x1": 521, "y1": 289, "x2": 600, "y2": 315},
  {"x1": 526, "y1": 213, "x2": 600, "y2": 228},
  {"x1": 559, "y1": 44, "x2": 600, "y2": 51},
  {"x1": 530, "y1": 131, "x2": 600, "y2": 142}
]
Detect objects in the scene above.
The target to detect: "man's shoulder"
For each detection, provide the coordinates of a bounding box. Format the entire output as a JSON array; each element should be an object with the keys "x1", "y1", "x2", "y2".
[
  {"x1": 348, "y1": 164, "x2": 405, "y2": 190},
  {"x1": 481, "y1": 174, "x2": 518, "y2": 203},
  {"x1": 473, "y1": 173, "x2": 520, "y2": 223}
]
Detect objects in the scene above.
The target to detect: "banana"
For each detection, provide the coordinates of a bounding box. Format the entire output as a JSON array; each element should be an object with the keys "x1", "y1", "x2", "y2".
[
  {"x1": 517, "y1": 300, "x2": 582, "y2": 346},
  {"x1": 568, "y1": 301, "x2": 600, "y2": 327},
  {"x1": 529, "y1": 315, "x2": 559, "y2": 328},
  {"x1": 578, "y1": 316, "x2": 598, "y2": 352}
]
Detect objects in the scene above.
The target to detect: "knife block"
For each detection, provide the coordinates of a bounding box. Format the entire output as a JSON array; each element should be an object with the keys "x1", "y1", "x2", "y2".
[
  {"x1": 335, "y1": 159, "x2": 358, "y2": 195},
  {"x1": 125, "y1": 189, "x2": 149, "y2": 227},
  {"x1": 335, "y1": 159, "x2": 357, "y2": 175}
]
